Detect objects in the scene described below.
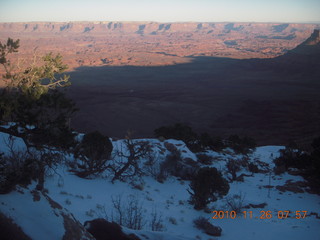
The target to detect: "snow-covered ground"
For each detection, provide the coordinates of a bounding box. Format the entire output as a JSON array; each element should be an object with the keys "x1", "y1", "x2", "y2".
[{"x1": 1, "y1": 133, "x2": 320, "y2": 240}]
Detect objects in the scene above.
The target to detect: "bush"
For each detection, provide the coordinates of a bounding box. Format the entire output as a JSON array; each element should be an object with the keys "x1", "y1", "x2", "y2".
[
  {"x1": 72, "y1": 131, "x2": 113, "y2": 178},
  {"x1": 168, "y1": 217, "x2": 177, "y2": 225},
  {"x1": 25, "y1": 90, "x2": 77, "y2": 150},
  {"x1": 154, "y1": 123, "x2": 201, "y2": 152},
  {"x1": 0, "y1": 135, "x2": 65, "y2": 192},
  {"x1": 0, "y1": 146, "x2": 40, "y2": 194},
  {"x1": 150, "y1": 207, "x2": 165, "y2": 231},
  {"x1": 159, "y1": 149, "x2": 182, "y2": 177},
  {"x1": 226, "y1": 159, "x2": 241, "y2": 181},
  {"x1": 154, "y1": 124, "x2": 226, "y2": 152},
  {"x1": 273, "y1": 138, "x2": 320, "y2": 191},
  {"x1": 227, "y1": 135, "x2": 256, "y2": 154},
  {"x1": 193, "y1": 216, "x2": 222, "y2": 237},
  {"x1": 158, "y1": 150, "x2": 198, "y2": 181},
  {"x1": 188, "y1": 167, "x2": 229, "y2": 210},
  {"x1": 273, "y1": 143, "x2": 310, "y2": 171},
  {"x1": 199, "y1": 133, "x2": 225, "y2": 152},
  {"x1": 310, "y1": 137, "x2": 320, "y2": 184},
  {"x1": 225, "y1": 193, "x2": 246, "y2": 213},
  {"x1": 110, "y1": 136, "x2": 151, "y2": 183},
  {"x1": 154, "y1": 123, "x2": 197, "y2": 143},
  {"x1": 248, "y1": 162, "x2": 259, "y2": 173},
  {"x1": 109, "y1": 194, "x2": 146, "y2": 230},
  {"x1": 196, "y1": 154, "x2": 213, "y2": 165}
]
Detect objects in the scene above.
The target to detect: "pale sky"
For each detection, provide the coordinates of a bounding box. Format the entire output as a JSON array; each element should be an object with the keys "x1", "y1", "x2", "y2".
[{"x1": 0, "y1": 0, "x2": 319, "y2": 23}]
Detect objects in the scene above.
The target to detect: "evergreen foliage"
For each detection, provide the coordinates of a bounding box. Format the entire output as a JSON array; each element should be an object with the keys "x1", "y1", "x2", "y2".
[
  {"x1": 0, "y1": 38, "x2": 77, "y2": 150},
  {"x1": 188, "y1": 167, "x2": 229, "y2": 210},
  {"x1": 274, "y1": 137, "x2": 320, "y2": 191},
  {"x1": 154, "y1": 123, "x2": 225, "y2": 152},
  {"x1": 0, "y1": 38, "x2": 76, "y2": 191},
  {"x1": 154, "y1": 123, "x2": 198, "y2": 148},
  {"x1": 72, "y1": 131, "x2": 113, "y2": 178},
  {"x1": 199, "y1": 133, "x2": 225, "y2": 152},
  {"x1": 227, "y1": 135, "x2": 256, "y2": 154}
]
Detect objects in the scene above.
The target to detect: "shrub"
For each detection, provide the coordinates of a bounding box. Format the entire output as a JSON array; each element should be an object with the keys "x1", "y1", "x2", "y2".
[
  {"x1": 160, "y1": 149, "x2": 182, "y2": 177},
  {"x1": 150, "y1": 207, "x2": 165, "y2": 231},
  {"x1": 0, "y1": 135, "x2": 64, "y2": 192},
  {"x1": 154, "y1": 123, "x2": 201, "y2": 152},
  {"x1": 226, "y1": 159, "x2": 241, "y2": 181},
  {"x1": 188, "y1": 167, "x2": 229, "y2": 210},
  {"x1": 193, "y1": 216, "x2": 210, "y2": 230},
  {"x1": 227, "y1": 135, "x2": 256, "y2": 154},
  {"x1": 109, "y1": 194, "x2": 146, "y2": 230},
  {"x1": 72, "y1": 131, "x2": 113, "y2": 178},
  {"x1": 196, "y1": 154, "x2": 213, "y2": 165},
  {"x1": 159, "y1": 150, "x2": 198, "y2": 181},
  {"x1": 310, "y1": 137, "x2": 320, "y2": 185},
  {"x1": 193, "y1": 216, "x2": 222, "y2": 237},
  {"x1": 273, "y1": 143, "x2": 310, "y2": 171},
  {"x1": 199, "y1": 133, "x2": 225, "y2": 152},
  {"x1": 0, "y1": 148, "x2": 40, "y2": 194},
  {"x1": 273, "y1": 138, "x2": 320, "y2": 191},
  {"x1": 110, "y1": 136, "x2": 151, "y2": 183},
  {"x1": 163, "y1": 142, "x2": 178, "y2": 152},
  {"x1": 154, "y1": 123, "x2": 197, "y2": 143},
  {"x1": 248, "y1": 162, "x2": 259, "y2": 173},
  {"x1": 168, "y1": 217, "x2": 178, "y2": 225},
  {"x1": 225, "y1": 193, "x2": 246, "y2": 213}
]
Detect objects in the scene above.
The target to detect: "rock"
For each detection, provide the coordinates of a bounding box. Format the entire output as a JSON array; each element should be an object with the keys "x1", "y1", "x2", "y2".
[
  {"x1": 164, "y1": 142, "x2": 178, "y2": 152},
  {"x1": 243, "y1": 202, "x2": 268, "y2": 209},
  {"x1": 193, "y1": 217, "x2": 222, "y2": 237},
  {"x1": 0, "y1": 212, "x2": 32, "y2": 240},
  {"x1": 84, "y1": 219, "x2": 140, "y2": 240},
  {"x1": 303, "y1": 29, "x2": 320, "y2": 46},
  {"x1": 204, "y1": 223, "x2": 222, "y2": 237}
]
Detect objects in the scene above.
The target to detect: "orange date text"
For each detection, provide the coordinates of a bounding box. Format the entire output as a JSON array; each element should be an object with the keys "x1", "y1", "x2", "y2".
[{"x1": 211, "y1": 210, "x2": 308, "y2": 220}]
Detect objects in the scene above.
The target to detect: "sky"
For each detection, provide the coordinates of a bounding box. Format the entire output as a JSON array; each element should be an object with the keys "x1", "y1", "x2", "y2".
[{"x1": 0, "y1": 0, "x2": 319, "y2": 23}]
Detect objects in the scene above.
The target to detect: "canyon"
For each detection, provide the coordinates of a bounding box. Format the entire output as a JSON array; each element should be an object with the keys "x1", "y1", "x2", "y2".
[
  {"x1": 0, "y1": 22, "x2": 320, "y2": 145},
  {"x1": 0, "y1": 22, "x2": 318, "y2": 68}
]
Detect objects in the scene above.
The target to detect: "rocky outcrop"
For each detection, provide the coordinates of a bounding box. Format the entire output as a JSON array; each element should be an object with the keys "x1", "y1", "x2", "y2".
[
  {"x1": 265, "y1": 29, "x2": 320, "y2": 74},
  {"x1": 288, "y1": 29, "x2": 320, "y2": 55},
  {"x1": 84, "y1": 219, "x2": 141, "y2": 240},
  {"x1": 302, "y1": 29, "x2": 320, "y2": 46}
]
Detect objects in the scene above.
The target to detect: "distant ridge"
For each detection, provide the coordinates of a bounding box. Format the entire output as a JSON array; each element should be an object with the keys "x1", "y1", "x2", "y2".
[
  {"x1": 269, "y1": 29, "x2": 320, "y2": 74},
  {"x1": 289, "y1": 29, "x2": 320, "y2": 55},
  {"x1": 303, "y1": 29, "x2": 320, "y2": 45}
]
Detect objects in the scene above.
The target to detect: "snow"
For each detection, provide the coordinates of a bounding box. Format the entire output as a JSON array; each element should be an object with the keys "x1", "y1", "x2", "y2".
[
  {"x1": 0, "y1": 186, "x2": 65, "y2": 240},
  {"x1": 0, "y1": 132, "x2": 319, "y2": 240},
  {"x1": 0, "y1": 132, "x2": 27, "y2": 154}
]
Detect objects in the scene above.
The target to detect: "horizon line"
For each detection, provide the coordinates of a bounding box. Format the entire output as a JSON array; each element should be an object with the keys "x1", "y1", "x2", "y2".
[{"x1": 1, "y1": 20, "x2": 320, "y2": 24}]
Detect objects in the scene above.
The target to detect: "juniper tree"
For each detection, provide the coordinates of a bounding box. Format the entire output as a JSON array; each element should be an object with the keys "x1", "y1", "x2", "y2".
[
  {"x1": 72, "y1": 131, "x2": 113, "y2": 178},
  {"x1": 188, "y1": 167, "x2": 229, "y2": 210},
  {"x1": 0, "y1": 38, "x2": 77, "y2": 190}
]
